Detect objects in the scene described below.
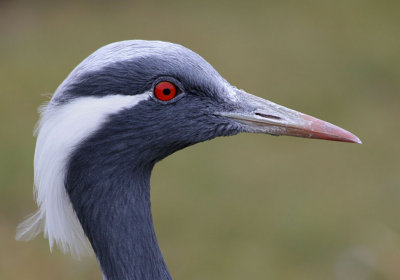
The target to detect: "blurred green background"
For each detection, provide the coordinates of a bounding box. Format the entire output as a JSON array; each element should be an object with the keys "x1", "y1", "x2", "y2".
[{"x1": 1, "y1": 0, "x2": 399, "y2": 279}]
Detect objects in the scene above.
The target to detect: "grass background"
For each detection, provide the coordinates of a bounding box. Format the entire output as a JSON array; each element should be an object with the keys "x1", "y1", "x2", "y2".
[{"x1": 1, "y1": 0, "x2": 399, "y2": 279}]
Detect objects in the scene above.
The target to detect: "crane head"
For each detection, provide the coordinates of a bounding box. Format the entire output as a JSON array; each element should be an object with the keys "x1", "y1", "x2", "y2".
[
  {"x1": 17, "y1": 40, "x2": 361, "y2": 257},
  {"x1": 55, "y1": 40, "x2": 360, "y2": 161}
]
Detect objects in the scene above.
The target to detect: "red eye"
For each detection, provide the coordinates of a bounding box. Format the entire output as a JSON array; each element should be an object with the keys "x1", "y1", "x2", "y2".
[{"x1": 154, "y1": 81, "x2": 178, "y2": 101}]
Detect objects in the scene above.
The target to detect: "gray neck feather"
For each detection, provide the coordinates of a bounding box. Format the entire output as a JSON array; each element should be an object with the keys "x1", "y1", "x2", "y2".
[{"x1": 66, "y1": 162, "x2": 171, "y2": 280}]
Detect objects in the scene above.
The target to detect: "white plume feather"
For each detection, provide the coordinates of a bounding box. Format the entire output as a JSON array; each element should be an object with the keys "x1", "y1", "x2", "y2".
[{"x1": 16, "y1": 93, "x2": 150, "y2": 256}]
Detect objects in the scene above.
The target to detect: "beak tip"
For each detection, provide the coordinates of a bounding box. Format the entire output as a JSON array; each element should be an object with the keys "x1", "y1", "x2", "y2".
[
  {"x1": 351, "y1": 135, "x2": 362, "y2": 144},
  {"x1": 300, "y1": 114, "x2": 362, "y2": 145}
]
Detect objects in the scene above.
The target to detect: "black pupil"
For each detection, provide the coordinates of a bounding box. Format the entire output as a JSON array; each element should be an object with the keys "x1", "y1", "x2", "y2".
[{"x1": 163, "y1": 88, "x2": 171, "y2": 95}]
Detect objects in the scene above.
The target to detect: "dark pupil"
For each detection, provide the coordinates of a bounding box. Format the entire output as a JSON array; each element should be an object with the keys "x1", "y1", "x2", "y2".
[{"x1": 163, "y1": 88, "x2": 171, "y2": 95}]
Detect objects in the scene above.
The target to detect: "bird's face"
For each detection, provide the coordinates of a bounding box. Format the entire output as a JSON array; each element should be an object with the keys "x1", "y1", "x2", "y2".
[
  {"x1": 62, "y1": 42, "x2": 360, "y2": 162},
  {"x1": 22, "y1": 40, "x2": 361, "y2": 257},
  {"x1": 47, "y1": 40, "x2": 360, "y2": 166}
]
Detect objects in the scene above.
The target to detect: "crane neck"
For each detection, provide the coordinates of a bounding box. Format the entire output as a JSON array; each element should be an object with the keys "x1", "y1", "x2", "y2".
[{"x1": 66, "y1": 162, "x2": 172, "y2": 280}]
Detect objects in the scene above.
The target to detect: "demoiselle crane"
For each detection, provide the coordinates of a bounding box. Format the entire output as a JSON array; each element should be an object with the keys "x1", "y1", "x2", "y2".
[{"x1": 17, "y1": 40, "x2": 361, "y2": 280}]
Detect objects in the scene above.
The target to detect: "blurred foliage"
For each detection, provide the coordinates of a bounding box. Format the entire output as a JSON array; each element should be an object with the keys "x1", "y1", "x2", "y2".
[{"x1": 0, "y1": 0, "x2": 399, "y2": 279}]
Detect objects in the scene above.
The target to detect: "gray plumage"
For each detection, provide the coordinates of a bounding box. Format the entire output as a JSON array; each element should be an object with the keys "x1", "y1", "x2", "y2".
[{"x1": 17, "y1": 40, "x2": 361, "y2": 280}]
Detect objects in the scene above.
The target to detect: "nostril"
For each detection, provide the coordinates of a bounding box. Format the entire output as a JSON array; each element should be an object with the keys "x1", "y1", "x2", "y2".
[{"x1": 255, "y1": 112, "x2": 281, "y2": 120}]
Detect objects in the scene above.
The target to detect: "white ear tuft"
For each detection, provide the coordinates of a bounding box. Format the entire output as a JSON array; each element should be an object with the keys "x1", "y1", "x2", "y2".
[{"x1": 16, "y1": 92, "x2": 150, "y2": 257}]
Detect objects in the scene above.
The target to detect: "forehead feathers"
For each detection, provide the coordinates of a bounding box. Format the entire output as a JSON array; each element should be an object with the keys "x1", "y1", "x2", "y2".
[{"x1": 53, "y1": 40, "x2": 229, "y2": 104}]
